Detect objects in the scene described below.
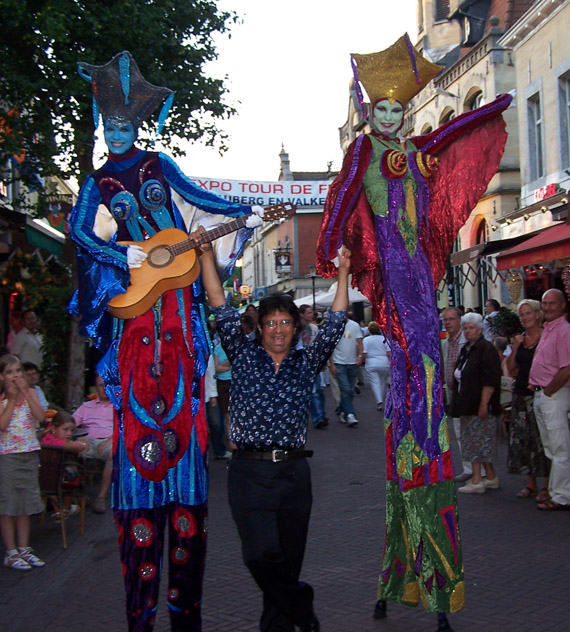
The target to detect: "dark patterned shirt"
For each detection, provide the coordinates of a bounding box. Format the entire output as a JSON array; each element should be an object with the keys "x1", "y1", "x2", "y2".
[{"x1": 214, "y1": 303, "x2": 346, "y2": 450}]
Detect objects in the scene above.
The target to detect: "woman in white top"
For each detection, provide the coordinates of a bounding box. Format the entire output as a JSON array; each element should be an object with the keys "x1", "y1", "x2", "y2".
[{"x1": 362, "y1": 321, "x2": 391, "y2": 411}]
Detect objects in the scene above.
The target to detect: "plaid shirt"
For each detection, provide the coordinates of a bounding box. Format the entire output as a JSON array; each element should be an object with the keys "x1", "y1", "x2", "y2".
[{"x1": 444, "y1": 329, "x2": 464, "y2": 390}]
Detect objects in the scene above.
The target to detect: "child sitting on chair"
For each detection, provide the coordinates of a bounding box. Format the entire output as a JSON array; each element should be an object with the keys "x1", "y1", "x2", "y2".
[{"x1": 40, "y1": 410, "x2": 87, "y2": 519}]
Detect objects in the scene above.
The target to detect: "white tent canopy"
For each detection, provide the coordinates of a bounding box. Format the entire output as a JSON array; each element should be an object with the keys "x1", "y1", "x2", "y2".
[{"x1": 293, "y1": 282, "x2": 370, "y2": 308}]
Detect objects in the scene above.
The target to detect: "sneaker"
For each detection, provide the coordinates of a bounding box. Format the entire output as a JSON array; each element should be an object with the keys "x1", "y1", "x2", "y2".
[
  {"x1": 93, "y1": 497, "x2": 106, "y2": 514},
  {"x1": 483, "y1": 477, "x2": 500, "y2": 489},
  {"x1": 346, "y1": 413, "x2": 358, "y2": 427},
  {"x1": 457, "y1": 480, "x2": 486, "y2": 494},
  {"x1": 454, "y1": 472, "x2": 472, "y2": 482},
  {"x1": 3, "y1": 550, "x2": 31, "y2": 571},
  {"x1": 17, "y1": 547, "x2": 45, "y2": 567},
  {"x1": 354, "y1": 386, "x2": 361, "y2": 395},
  {"x1": 215, "y1": 451, "x2": 232, "y2": 460},
  {"x1": 339, "y1": 412, "x2": 347, "y2": 424}
]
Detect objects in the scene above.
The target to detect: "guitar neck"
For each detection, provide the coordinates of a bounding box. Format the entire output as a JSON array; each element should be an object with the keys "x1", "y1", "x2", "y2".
[{"x1": 169, "y1": 216, "x2": 248, "y2": 257}]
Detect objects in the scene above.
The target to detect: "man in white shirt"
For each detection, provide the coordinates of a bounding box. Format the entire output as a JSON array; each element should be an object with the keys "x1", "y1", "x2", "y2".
[
  {"x1": 329, "y1": 316, "x2": 363, "y2": 426},
  {"x1": 12, "y1": 310, "x2": 44, "y2": 369},
  {"x1": 482, "y1": 299, "x2": 500, "y2": 342}
]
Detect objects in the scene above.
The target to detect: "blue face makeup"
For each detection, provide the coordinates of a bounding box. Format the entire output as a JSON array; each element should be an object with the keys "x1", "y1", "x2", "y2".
[{"x1": 103, "y1": 120, "x2": 137, "y2": 155}]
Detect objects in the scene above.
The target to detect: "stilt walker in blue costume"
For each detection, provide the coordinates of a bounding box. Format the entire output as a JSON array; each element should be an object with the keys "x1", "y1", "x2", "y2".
[
  {"x1": 316, "y1": 35, "x2": 512, "y2": 632},
  {"x1": 68, "y1": 51, "x2": 262, "y2": 632}
]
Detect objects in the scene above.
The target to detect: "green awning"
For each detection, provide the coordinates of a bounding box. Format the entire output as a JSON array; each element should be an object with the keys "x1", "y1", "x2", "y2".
[{"x1": 25, "y1": 222, "x2": 64, "y2": 256}]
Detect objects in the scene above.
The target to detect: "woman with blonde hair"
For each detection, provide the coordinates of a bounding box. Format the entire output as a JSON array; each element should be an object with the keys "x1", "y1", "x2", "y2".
[{"x1": 506, "y1": 299, "x2": 549, "y2": 500}]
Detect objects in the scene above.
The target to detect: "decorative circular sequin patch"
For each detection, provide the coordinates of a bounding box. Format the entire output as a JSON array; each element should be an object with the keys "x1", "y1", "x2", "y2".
[
  {"x1": 138, "y1": 563, "x2": 157, "y2": 581},
  {"x1": 163, "y1": 429, "x2": 179, "y2": 458},
  {"x1": 168, "y1": 587, "x2": 180, "y2": 602},
  {"x1": 110, "y1": 191, "x2": 138, "y2": 221},
  {"x1": 171, "y1": 508, "x2": 198, "y2": 538},
  {"x1": 130, "y1": 518, "x2": 155, "y2": 547},
  {"x1": 170, "y1": 546, "x2": 189, "y2": 565},
  {"x1": 135, "y1": 435, "x2": 162, "y2": 469},
  {"x1": 140, "y1": 179, "x2": 166, "y2": 211}
]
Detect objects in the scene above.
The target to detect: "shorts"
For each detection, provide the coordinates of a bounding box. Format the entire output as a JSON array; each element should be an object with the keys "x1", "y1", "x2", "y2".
[{"x1": 82, "y1": 437, "x2": 112, "y2": 461}]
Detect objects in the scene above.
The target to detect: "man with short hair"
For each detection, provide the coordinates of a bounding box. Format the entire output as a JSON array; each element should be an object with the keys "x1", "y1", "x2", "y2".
[
  {"x1": 12, "y1": 310, "x2": 44, "y2": 369},
  {"x1": 329, "y1": 314, "x2": 363, "y2": 427},
  {"x1": 441, "y1": 307, "x2": 471, "y2": 480},
  {"x1": 483, "y1": 298, "x2": 500, "y2": 341},
  {"x1": 529, "y1": 289, "x2": 570, "y2": 510},
  {"x1": 73, "y1": 374, "x2": 114, "y2": 514},
  {"x1": 199, "y1": 229, "x2": 350, "y2": 632},
  {"x1": 22, "y1": 362, "x2": 48, "y2": 412},
  {"x1": 299, "y1": 304, "x2": 327, "y2": 429}
]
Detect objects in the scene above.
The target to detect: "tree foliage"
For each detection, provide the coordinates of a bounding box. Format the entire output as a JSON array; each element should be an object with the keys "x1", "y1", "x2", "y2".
[{"x1": 0, "y1": 0, "x2": 238, "y2": 190}]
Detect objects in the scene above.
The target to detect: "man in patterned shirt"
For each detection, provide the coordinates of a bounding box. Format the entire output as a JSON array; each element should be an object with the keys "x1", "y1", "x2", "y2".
[{"x1": 198, "y1": 230, "x2": 350, "y2": 632}]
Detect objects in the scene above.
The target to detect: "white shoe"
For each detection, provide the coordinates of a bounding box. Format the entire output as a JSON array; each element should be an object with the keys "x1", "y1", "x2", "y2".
[
  {"x1": 458, "y1": 480, "x2": 486, "y2": 494},
  {"x1": 346, "y1": 413, "x2": 358, "y2": 426},
  {"x1": 339, "y1": 413, "x2": 347, "y2": 424},
  {"x1": 17, "y1": 547, "x2": 45, "y2": 567},
  {"x1": 483, "y1": 477, "x2": 500, "y2": 489}
]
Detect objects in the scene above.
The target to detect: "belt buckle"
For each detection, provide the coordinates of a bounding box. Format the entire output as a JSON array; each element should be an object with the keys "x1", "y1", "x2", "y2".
[{"x1": 271, "y1": 449, "x2": 287, "y2": 462}]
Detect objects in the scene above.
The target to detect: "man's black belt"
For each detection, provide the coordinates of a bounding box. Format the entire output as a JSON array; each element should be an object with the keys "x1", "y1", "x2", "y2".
[{"x1": 232, "y1": 449, "x2": 313, "y2": 462}]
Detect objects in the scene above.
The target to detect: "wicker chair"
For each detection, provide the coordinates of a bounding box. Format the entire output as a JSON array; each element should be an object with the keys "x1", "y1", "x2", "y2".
[{"x1": 38, "y1": 446, "x2": 86, "y2": 548}]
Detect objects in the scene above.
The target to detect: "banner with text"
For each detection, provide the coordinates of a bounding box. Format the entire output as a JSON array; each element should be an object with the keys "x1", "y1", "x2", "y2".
[{"x1": 190, "y1": 176, "x2": 332, "y2": 207}]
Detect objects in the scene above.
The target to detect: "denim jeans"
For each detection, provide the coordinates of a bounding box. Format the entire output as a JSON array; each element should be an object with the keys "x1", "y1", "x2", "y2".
[
  {"x1": 310, "y1": 378, "x2": 325, "y2": 426},
  {"x1": 335, "y1": 363, "x2": 358, "y2": 415}
]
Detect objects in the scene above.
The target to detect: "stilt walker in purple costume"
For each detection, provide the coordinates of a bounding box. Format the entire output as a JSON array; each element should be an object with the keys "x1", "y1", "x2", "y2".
[
  {"x1": 316, "y1": 35, "x2": 512, "y2": 632},
  {"x1": 68, "y1": 51, "x2": 261, "y2": 632}
]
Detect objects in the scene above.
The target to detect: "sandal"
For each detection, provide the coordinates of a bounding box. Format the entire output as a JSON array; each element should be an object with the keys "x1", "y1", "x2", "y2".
[
  {"x1": 516, "y1": 486, "x2": 537, "y2": 498},
  {"x1": 3, "y1": 550, "x2": 31, "y2": 571},
  {"x1": 537, "y1": 499, "x2": 570, "y2": 511},
  {"x1": 536, "y1": 489, "x2": 550, "y2": 503}
]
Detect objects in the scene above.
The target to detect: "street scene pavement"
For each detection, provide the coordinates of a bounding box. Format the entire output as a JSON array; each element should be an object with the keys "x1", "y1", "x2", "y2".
[{"x1": 1, "y1": 379, "x2": 568, "y2": 632}]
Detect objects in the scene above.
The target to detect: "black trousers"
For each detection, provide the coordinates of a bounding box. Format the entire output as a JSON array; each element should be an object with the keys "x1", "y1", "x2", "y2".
[{"x1": 228, "y1": 458, "x2": 315, "y2": 632}]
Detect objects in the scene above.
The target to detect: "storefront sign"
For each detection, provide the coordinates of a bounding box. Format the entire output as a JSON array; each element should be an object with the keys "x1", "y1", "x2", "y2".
[
  {"x1": 190, "y1": 176, "x2": 331, "y2": 207},
  {"x1": 533, "y1": 183, "x2": 557, "y2": 203}
]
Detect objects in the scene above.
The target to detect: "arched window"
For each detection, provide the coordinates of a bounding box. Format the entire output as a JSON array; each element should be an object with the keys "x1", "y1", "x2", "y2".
[
  {"x1": 420, "y1": 123, "x2": 433, "y2": 135},
  {"x1": 465, "y1": 89, "x2": 484, "y2": 112},
  {"x1": 439, "y1": 107, "x2": 455, "y2": 124}
]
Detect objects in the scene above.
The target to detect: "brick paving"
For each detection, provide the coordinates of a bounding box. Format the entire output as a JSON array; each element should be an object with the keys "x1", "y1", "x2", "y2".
[{"x1": 1, "y1": 379, "x2": 569, "y2": 631}]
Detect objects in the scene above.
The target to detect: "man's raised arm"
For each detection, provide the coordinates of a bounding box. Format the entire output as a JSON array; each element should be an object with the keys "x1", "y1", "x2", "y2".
[{"x1": 192, "y1": 227, "x2": 226, "y2": 308}]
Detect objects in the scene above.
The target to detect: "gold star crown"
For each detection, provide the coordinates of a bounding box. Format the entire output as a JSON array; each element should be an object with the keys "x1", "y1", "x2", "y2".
[{"x1": 351, "y1": 34, "x2": 443, "y2": 109}]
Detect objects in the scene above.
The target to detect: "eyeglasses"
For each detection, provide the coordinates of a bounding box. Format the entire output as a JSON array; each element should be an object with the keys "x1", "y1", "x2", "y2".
[{"x1": 263, "y1": 319, "x2": 294, "y2": 329}]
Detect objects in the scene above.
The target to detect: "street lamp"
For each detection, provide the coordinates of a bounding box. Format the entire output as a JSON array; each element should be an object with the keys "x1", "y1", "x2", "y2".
[{"x1": 306, "y1": 264, "x2": 318, "y2": 312}]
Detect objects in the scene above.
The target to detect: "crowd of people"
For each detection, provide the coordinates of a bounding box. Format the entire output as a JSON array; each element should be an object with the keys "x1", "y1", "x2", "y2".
[
  {"x1": 2, "y1": 43, "x2": 568, "y2": 632},
  {"x1": 441, "y1": 292, "x2": 570, "y2": 511}
]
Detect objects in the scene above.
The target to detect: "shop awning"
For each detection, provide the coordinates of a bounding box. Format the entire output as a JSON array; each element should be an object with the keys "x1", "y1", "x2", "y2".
[
  {"x1": 496, "y1": 222, "x2": 570, "y2": 270},
  {"x1": 449, "y1": 233, "x2": 540, "y2": 267}
]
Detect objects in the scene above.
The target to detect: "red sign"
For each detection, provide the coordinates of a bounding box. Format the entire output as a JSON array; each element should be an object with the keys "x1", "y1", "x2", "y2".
[{"x1": 533, "y1": 183, "x2": 557, "y2": 203}]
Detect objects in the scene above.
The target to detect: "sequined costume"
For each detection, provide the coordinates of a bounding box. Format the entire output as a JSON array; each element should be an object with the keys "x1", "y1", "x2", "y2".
[
  {"x1": 317, "y1": 92, "x2": 512, "y2": 613},
  {"x1": 69, "y1": 147, "x2": 253, "y2": 632}
]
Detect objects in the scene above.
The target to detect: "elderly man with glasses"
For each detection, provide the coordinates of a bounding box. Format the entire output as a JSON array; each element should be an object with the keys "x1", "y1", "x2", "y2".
[
  {"x1": 441, "y1": 307, "x2": 471, "y2": 481},
  {"x1": 197, "y1": 227, "x2": 350, "y2": 632}
]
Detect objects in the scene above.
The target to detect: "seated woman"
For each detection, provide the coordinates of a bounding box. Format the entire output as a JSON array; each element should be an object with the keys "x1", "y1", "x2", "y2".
[
  {"x1": 452, "y1": 313, "x2": 502, "y2": 493},
  {"x1": 40, "y1": 410, "x2": 88, "y2": 519}
]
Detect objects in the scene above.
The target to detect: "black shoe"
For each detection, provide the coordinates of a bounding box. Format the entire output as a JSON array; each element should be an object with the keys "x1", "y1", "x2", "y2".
[
  {"x1": 300, "y1": 616, "x2": 320, "y2": 631},
  {"x1": 436, "y1": 614, "x2": 453, "y2": 632},
  {"x1": 373, "y1": 599, "x2": 387, "y2": 620},
  {"x1": 354, "y1": 385, "x2": 361, "y2": 394},
  {"x1": 314, "y1": 420, "x2": 327, "y2": 429}
]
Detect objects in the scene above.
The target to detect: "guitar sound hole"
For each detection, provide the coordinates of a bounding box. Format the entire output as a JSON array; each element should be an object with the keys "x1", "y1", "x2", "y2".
[{"x1": 148, "y1": 246, "x2": 173, "y2": 268}]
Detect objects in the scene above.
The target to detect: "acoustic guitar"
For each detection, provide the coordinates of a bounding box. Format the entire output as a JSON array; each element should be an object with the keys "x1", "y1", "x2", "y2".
[{"x1": 107, "y1": 202, "x2": 296, "y2": 319}]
